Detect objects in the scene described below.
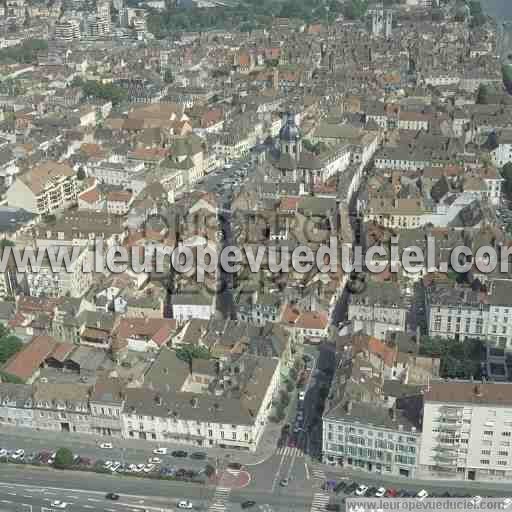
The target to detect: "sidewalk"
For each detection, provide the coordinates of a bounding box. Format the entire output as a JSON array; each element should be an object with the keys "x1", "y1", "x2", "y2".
[{"x1": 0, "y1": 421, "x2": 281, "y2": 466}]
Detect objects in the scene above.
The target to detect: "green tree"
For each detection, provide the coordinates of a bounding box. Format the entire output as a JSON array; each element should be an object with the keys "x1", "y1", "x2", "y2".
[
  {"x1": 0, "y1": 324, "x2": 22, "y2": 365},
  {"x1": 343, "y1": 0, "x2": 368, "y2": 20},
  {"x1": 175, "y1": 345, "x2": 211, "y2": 373},
  {"x1": 54, "y1": 448, "x2": 73, "y2": 469},
  {"x1": 502, "y1": 162, "x2": 512, "y2": 202}
]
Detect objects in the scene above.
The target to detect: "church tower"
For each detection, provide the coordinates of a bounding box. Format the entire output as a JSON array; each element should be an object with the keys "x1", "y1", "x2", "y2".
[{"x1": 278, "y1": 112, "x2": 302, "y2": 161}]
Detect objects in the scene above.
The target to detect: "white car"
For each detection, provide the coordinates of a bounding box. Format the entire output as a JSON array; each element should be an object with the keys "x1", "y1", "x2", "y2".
[
  {"x1": 11, "y1": 449, "x2": 24, "y2": 460},
  {"x1": 153, "y1": 447, "x2": 168, "y2": 455},
  {"x1": 0, "y1": 449, "x2": 6, "y2": 457},
  {"x1": 298, "y1": 391, "x2": 305, "y2": 401},
  {"x1": 143, "y1": 463, "x2": 155, "y2": 473},
  {"x1": 375, "y1": 488, "x2": 386, "y2": 497},
  {"x1": 355, "y1": 485, "x2": 368, "y2": 496},
  {"x1": 178, "y1": 501, "x2": 193, "y2": 509},
  {"x1": 110, "y1": 462, "x2": 121, "y2": 472},
  {"x1": 99, "y1": 442, "x2": 113, "y2": 449},
  {"x1": 148, "y1": 457, "x2": 162, "y2": 464},
  {"x1": 417, "y1": 490, "x2": 429, "y2": 500},
  {"x1": 50, "y1": 501, "x2": 68, "y2": 509},
  {"x1": 103, "y1": 460, "x2": 113, "y2": 469}
]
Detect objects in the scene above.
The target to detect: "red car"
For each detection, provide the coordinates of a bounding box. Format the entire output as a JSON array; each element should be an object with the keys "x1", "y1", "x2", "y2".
[{"x1": 385, "y1": 488, "x2": 398, "y2": 497}]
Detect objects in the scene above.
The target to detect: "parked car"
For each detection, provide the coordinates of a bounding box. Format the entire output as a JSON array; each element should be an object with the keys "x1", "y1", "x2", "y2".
[
  {"x1": 148, "y1": 457, "x2": 162, "y2": 464},
  {"x1": 417, "y1": 490, "x2": 429, "y2": 500},
  {"x1": 355, "y1": 485, "x2": 368, "y2": 496},
  {"x1": 178, "y1": 501, "x2": 193, "y2": 509},
  {"x1": 345, "y1": 482, "x2": 358, "y2": 494},
  {"x1": 172, "y1": 450, "x2": 188, "y2": 458},
  {"x1": 385, "y1": 489, "x2": 398, "y2": 497},
  {"x1": 190, "y1": 452, "x2": 207, "y2": 460},
  {"x1": 111, "y1": 462, "x2": 121, "y2": 472},
  {"x1": 241, "y1": 501, "x2": 256, "y2": 509},
  {"x1": 99, "y1": 442, "x2": 113, "y2": 449},
  {"x1": 228, "y1": 462, "x2": 242, "y2": 470},
  {"x1": 375, "y1": 488, "x2": 386, "y2": 497},
  {"x1": 144, "y1": 464, "x2": 156, "y2": 473},
  {"x1": 50, "y1": 501, "x2": 68, "y2": 509},
  {"x1": 298, "y1": 391, "x2": 306, "y2": 401},
  {"x1": 280, "y1": 478, "x2": 289, "y2": 487},
  {"x1": 11, "y1": 449, "x2": 24, "y2": 460},
  {"x1": 325, "y1": 505, "x2": 340, "y2": 512},
  {"x1": 105, "y1": 493, "x2": 119, "y2": 501}
]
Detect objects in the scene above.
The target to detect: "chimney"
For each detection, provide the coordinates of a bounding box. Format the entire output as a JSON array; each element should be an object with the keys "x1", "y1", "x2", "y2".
[{"x1": 474, "y1": 384, "x2": 482, "y2": 397}]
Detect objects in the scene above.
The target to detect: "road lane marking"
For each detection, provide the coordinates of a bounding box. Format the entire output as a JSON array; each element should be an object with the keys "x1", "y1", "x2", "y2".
[
  {"x1": 88, "y1": 498, "x2": 101, "y2": 502},
  {"x1": 271, "y1": 452, "x2": 287, "y2": 492},
  {"x1": 22, "y1": 495, "x2": 32, "y2": 499},
  {"x1": 6, "y1": 493, "x2": 15, "y2": 496},
  {"x1": 305, "y1": 463, "x2": 310, "y2": 480},
  {"x1": 0, "y1": 501, "x2": 11, "y2": 504},
  {"x1": 83, "y1": 506, "x2": 94, "y2": 509}
]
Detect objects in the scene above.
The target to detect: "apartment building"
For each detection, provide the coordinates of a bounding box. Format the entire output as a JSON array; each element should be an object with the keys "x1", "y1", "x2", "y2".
[
  {"x1": 6, "y1": 161, "x2": 79, "y2": 215},
  {"x1": 323, "y1": 400, "x2": 421, "y2": 478},
  {"x1": 348, "y1": 281, "x2": 408, "y2": 340},
  {"x1": 426, "y1": 280, "x2": 512, "y2": 350},
  {"x1": 419, "y1": 380, "x2": 512, "y2": 482},
  {"x1": 122, "y1": 353, "x2": 280, "y2": 451},
  {"x1": 19, "y1": 246, "x2": 93, "y2": 299}
]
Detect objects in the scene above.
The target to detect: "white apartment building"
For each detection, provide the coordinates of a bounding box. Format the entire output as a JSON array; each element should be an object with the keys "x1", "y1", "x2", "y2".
[
  {"x1": 86, "y1": 160, "x2": 145, "y2": 188},
  {"x1": 419, "y1": 380, "x2": 512, "y2": 481},
  {"x1": 122, "y1": 355, "x2": 280, "y2": 451},
  {"x1": 426, "y1": 280, "x2": 512, "y2": 350},
  {"x1": 348, "y1": 282, "x2": 408, "y2": 340},
  {"x1": 7, "y1": 161, "x2": 79, "y2": 215},
  {"x1": 323, "y1": 401, "x2": 421, "y2": 478},
  {"x1": 20, "y1": 246, "x2": 94, "y2": 299},
  {"x1": 491, "y1": 130, "x2": 512, "y2": 169}
]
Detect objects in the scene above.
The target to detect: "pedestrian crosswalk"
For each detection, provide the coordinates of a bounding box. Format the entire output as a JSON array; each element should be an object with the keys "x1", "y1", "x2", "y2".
[
  {"x1": 209, "y1": 487, "x2": 232, "y2": 512},
  {"x1": 311, "y1": 465, "x2": 326, "y2": 480},
  {"x1": 277, "y1": 446, "x2": 305, "y2": 458},
  {"x1": 311, "y1": 493, "x2": 330, "y2": 512}
]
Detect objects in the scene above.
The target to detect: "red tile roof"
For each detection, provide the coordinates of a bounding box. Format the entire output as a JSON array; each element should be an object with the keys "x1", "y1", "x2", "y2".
[{"x1": 3, "y1": 335, "x2": 57, "y2": 381}]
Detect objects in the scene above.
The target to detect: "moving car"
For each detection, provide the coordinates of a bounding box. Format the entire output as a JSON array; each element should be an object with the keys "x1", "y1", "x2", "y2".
[
  {"x1": 325, "y1": 505, "x2": 340, "y2": 512},
  {"x1": 375, "y1": 488, "x2": 386, "y2": 497},
  {"x1": 105, "y1": 493, "x2": 120, "y2": 500},
  {"x1": 153, "y1": 447, "x2": 168, "y2": 455},
  {"x1": 355, "y1": 485, "x2": 368, "y2": 496},
  {"x1": 172, "y1": 450, "x2": 188, "y2": 458},
  {"x1": 50, "y1": 501, "x2": 68, "y2": 508},
  {"x1": 190, "y1": 452, "x2": 207, "y2": 460},
  {"x1": 298, "y1": 391, "x2": 306, "y2": 401},
  {"x1": 178, "y1": 501, "x2": 193, "y2": 509},
  {"x1": 228, "y1": 462, "x2": 242, "y2": 470},
  {"x1": 345, "y1": 482, "x2": 358, "y2": 494},
  {"x1": 241, "y1": 501, "x2": 256, "y2": 509},
  {"x1": 280, "y1": 478, "x2": 289, "y2": 487},
  {"x1": 99, "y1": 442, "x2": 113, "y2": 449}
]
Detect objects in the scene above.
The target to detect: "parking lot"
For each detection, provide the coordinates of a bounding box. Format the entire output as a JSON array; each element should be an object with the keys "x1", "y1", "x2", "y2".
[{"x1": 0, "y1": 446, "x2": 213, "y2": 483}]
